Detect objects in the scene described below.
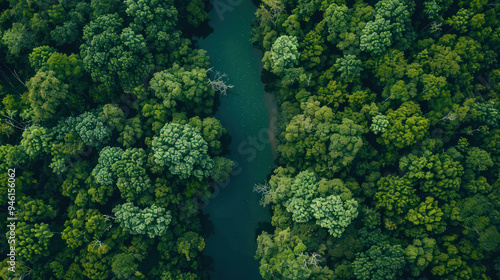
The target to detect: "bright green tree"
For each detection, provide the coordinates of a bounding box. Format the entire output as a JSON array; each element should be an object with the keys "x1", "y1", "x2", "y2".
[
  {"x1": 92, "y1": 146, "x2": 124, "y2": 186},
  {"x1": 370, "y1": 114, "x2": 389, "y2": 134},
  {"x1": 14, "y1": 222, "x2": 54, "y2": 262},
  {"x1": 311, "y1": 195, "x2": 358, "y2": 237},
  {"x1": 152, "y1": 123, "x2": 213, "y2": 180},
  {"x1": 406, "y1": 197, "x2": 446, "y2": 234},
  {"x1": 263, "y1": 35, "x2": 300, "y2": 75},
  {"x1": 255, "y1": 228, "x2": 312, "y2": 280},
  {"x1": 113, "y1": 203, "x2": 172, "y2": 238},
  {"x1": 405, "y1": 238, "x2": 437, "y2": 276}
]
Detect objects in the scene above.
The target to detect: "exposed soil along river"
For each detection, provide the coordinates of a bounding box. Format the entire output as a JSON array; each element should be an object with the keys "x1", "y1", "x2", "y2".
[{"x1": 197, "y1": 1, "x2": 275, "y2": 279}]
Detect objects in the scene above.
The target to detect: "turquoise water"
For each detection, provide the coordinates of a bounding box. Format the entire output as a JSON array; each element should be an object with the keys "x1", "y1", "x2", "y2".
[{"x1": 198, "y1": 1, "x2": 274, "y2": 279}]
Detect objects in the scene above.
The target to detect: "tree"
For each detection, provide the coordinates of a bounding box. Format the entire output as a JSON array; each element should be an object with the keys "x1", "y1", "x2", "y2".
[
  {"x1": 17, "y1": 196, "x2": 57, "y2": 222},
  {"x1": 207, "y1": 69, "x2": 234, "y2": 96},
  {"x1": 300, "y1": 24, "x2": 325, "y2": 69},
  {"x1": 277, "y1": 98, "x2": 364, "y2": 177},
  {"x1": 152, "y1": 123, "x2": 213, "y2": 180},
  {"x1": 51, "y1": 2, "x2": 90, "y2": 46},
  {"x1": 255, "y1": 229, "x2": 312, "y2": 280},
  {"x1": 360, "y1": 0, "x2": 415, "y2": 56},
  {"x1": 118, "y1": 116, "x2": 143, "y2": 148},
  {"x1": 353, "y1": 243, "x2": 406, "y2": 280},
  {"x1": 406, "y1": 197, "x2": 446, "y2": 234},
  {"x1": 370, "y1": 114, "x2": 389, "y2": 134},
  {"x1": 14, "y1": 222, "x2": 54, "y2": 262},
  {"x1": 380, "y1": 101, "x2": 430, "y2": 149},
  {"x1": 149, "y1": 64, "x2": 214, "y2": 116},
  {"x1": 324, "y1": 4, "x2": 350, "y2": 44},
  {"x1": 466, "y1": 147, "x2": 493, "y2": 172},
  {"x1": 29, "y1": 46, "x2": 56, "y2": 72},
  {"x1": 375, "y1": 175, "x2": 419, "y2": 217},
  {"x1": 284, "y1": 171, "x2": 318, "y2": 223},
  {"x1": 113, "y1": 203, "x2": 172, "y2": 238},
  {"x1": 374, "y1": 49, "x2": 408, "y2": 87},
  {"x1": 459, "y1": 195, "x2": 500, "y2": 252},
  {"x1": 211, "y1": 157, "x2": 234, "y2": 182},
  {"x1": 176, "y1": 232, "x2": 205, "y2": 261},
  {"x1": 399, "y1": 151, "x2": 463, "y2": 201},
  {"x1": 476, "y1": 101, "x2": 500, "y2": 127},
  {"x1": 111, "y1": 148, "x2": 153, "y2": 204},
  {"x1": 92, "y1": 146, "x2": 124, "y2": 186},
  {"x1": 316, "y1": 80, "x2": 348, "y2": 109},
  {"x1": 2, "y1": 22, "x2": 35, "y2": 57},
  {"x1": 263, "y1": 35, "x2": 300, "y2": 75},
  {"x1": 26, "y1": 70, "x2": 68, "y2": 122},
  {"x1": 20, "y1": 125, "x2": 51, "y2": 158},
  {"x1": 81, "y1": 14, "x2": 153, "y2": 91},
  {"x1": 185, "y1": 0, "x2": 209, "y2": 27},
  {"x1": 405, "y1": 238, "x2": 437, "y2": 276},
  {"x1": 40, "y1": 51, "x2": 84, "y2": 81},
  {"x1": 360, "y1": 17, "x2": 393, "y2": 56},
  {"x1": 74, "y1": 112, "x2": 111, "y2": 147},
  {"x1": 186, "y1": 116, "x2": 227, "y2": 155},
  {"x1": 311, "y1": 195, "x2": 358, "y2": 237},
  {"x1": 329, "y1": 118, "x2": 364, "y2": 173},
  {"x1": 335, "y1": 54, "x2": 363, "y2": 81},
  {"x1": 125, "y1": 0, "x2": 181, "y2": 52},
  {"x1": 111, "y1": 253, "x2": 141, "y2": 279},
  {"x1": 81, "y1": 249, "x2": 112, "y2": 280}
]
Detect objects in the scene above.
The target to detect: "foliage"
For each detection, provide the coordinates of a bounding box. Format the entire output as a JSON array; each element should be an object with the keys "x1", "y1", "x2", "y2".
[
  {"x1": 311, "y1": 195, "x2": 358, "y2": 237},
  {"x1": 263, "y1": 35, "x2": 300, "y2": 75},
  {"x1": 113, "y1": 202, "x2": 172, "y2": 238},
  {"x1": 111, "y1": 148, "x2": 153, "y2": 204},
  {"x1": 149, "y1": 64, "x2": 214, "y2": 117},
  {"x1": 353, "y1": 243, "x2": 406, "y2": 280},
  {"x1": 152, "y1": 123, "x2": 213, "y2": 180},
  {"x1": 177, "y1": 232, "x2": 206, "y2": 261}
]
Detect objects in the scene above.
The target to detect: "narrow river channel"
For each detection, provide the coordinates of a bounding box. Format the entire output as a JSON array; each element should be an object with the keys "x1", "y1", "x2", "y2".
[{"x1": 197, "y1": 1, "x2": 275, "y2": 279}]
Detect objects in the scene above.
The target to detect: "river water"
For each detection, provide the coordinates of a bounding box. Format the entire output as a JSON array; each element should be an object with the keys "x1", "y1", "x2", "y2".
[{"x1": 197, "y1": 1, "x2": 275, "y2": 279}]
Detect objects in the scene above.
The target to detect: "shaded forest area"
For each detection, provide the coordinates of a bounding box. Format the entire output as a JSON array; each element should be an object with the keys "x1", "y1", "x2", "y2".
[
  {"x1": 0, "y1": 0, "x2": 231, "y2": 279},
  {"x1": 251, "y1": 0, "x2": 500, "y2": 279}
]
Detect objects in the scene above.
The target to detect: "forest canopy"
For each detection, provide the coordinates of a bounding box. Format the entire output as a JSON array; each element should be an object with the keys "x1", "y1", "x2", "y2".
[
  {"x1": 0, "y1": 0, "x2": 499, "y2": 280},
  {"x1": 252, "y1": 0, "x2": 500, "y2": 279},
  {"x1": 0, "y1": 0, "x2": 218, "y2": 279}
]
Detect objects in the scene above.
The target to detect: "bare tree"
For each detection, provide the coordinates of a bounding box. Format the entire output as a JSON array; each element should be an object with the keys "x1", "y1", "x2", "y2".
[
  {"x1": 1, "y1": 110, "x2": 32, "y2": 131},
  {"x1": 431, "y1": 22, "x2": 442, "y2": 32},
  {"x1": 258, "y1": 0, "x2": 286, "y2": 27},
  {"x1": 207, "y1": 67, "x2": 234, "y2": 96},
  {"x1": 18, "y1": 266, "x2": 32, "y2": 280},
  {"x1": 92, "y1": 237, "x2": 103, "y2": 249},
  {"x1": 102, "y1": 214, "x2": 116, "y2": 222},
  {"x1": 307, "y1": 252, "x2": 322, "y2": 267},
  {"x1": 253, "y1": 181, "x2": 272, "y2": 206},
  {"x1": 440, "y1": 112, "x2": 457, "y2": 122}
]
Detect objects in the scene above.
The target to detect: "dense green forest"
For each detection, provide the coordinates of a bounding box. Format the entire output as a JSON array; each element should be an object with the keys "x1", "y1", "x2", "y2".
[
  {"x1": 251, "y1": 0, "x2": 500, "y2": 279},
  {"x1": 1, "y1": 0, "x2": 500, "y2": 279},
  {"x1": 0, "y1": 0, "x2": 227, "y2": 279}
]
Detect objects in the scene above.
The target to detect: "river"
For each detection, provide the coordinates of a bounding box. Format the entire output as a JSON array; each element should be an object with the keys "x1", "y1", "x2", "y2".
[{"x1": 197, "y1": 1, "x2": 275, "y2": 279}]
